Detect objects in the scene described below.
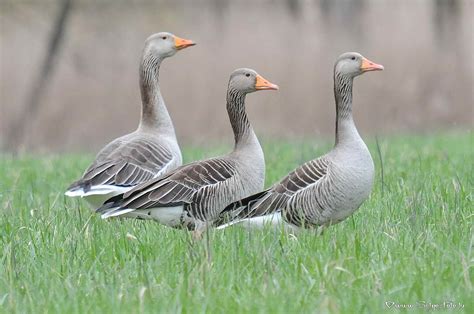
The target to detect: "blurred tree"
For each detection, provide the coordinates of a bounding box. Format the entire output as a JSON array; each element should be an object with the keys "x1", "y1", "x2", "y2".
[
  {"x1": 286, "y1": 0, "x2": 302, "y2": 19},
  {"x1": 433, "y1": 0, "x2": 460, "y2": 48},
  {"x1": 5, "y1": 0, "x2": 73, "y2": 153},
  {"x1": 319, "y1": 0, "x2": 366, "y2": 35}
]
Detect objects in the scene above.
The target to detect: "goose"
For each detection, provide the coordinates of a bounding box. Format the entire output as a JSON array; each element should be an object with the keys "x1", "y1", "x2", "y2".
[
  {"x1": 97, "y1": 68, "x2": 278, "y2": 238},
  {"x1": 217, "y1": 52, "x2": 383, "y2": 232},
  {"x1": 65, "y1": 32, "x2": 195, "y2": 209}
]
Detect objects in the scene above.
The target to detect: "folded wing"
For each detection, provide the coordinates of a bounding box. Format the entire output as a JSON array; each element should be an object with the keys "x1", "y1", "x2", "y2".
[
  {"x1": 66, "y1": 137, "x2": 175, "y2": 193},
  {"x1": 98, "y1": 157, "x2": 238, "y2": 220},
  {"x1": 218, "y1": 157, "x2": 329, "y2": 227}
]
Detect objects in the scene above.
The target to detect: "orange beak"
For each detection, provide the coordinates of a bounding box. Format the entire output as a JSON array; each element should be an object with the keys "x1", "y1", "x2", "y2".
[
  {"x1": 174, "y1": 35, "x2": 196, "y2": 50},
  {"x1": 255, "y1": 74, "x2": 279, "y2": 90},
  {"x1": 360, "y1": 57, "x2": 384, "y2": 72}
]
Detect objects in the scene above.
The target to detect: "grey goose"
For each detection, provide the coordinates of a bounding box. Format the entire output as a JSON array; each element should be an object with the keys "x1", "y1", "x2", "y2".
[
  {"x1": 97, "y1": 69, "x2": 279, "y2": 238},
  {"x1": 217, "y1": 52, "x2": 384, "y2": 232},
  {"x1": 65, "y1": 32, "x2": 195, "y2": 208}
]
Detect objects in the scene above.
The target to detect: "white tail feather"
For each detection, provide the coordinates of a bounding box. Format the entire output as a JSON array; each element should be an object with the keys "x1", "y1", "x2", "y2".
[
  {"x1": 217, "y1": 212, "x2": 283, "y2": 230},
  {"x1": 65, "y1": 185, "x2": 132, "y2": 197},
  {"x1": 65, "y1": 185, "x2": 133, "y2": 209},
  {"x1": 64, "y1": 190, "x2": 85, "y2": 197},
  {"x1": 101, "y1": 207, "x2": 136, "y2": 219}
]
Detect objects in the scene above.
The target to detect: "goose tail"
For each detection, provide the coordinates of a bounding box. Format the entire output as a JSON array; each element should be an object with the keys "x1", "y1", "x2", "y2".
[{"x1": 215, "y1": 189, "x2": 270, "y2": 228}]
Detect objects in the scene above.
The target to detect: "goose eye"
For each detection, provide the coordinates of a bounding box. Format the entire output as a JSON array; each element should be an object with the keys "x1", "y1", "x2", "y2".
[
  {"x1": 162, "y1": 36, "x2": 167, "y2": 40},
  {"x1": 351, "y1": 56, "x2": 356, "y2": 60},
  {"x1": 245, "y1": 73, "x2": 250, "y2": 77}
]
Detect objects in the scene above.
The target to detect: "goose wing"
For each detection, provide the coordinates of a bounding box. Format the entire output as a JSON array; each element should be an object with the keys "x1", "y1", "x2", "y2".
[
  {"x1": 98, "y1": 157, "x2": 237, "y2": 217},
  {"x1": 66, "y1": 137, "x2": 176, "y2": 193},
  {"x1": 219, "y1": 157, "x2": 329, "y2": 224}
]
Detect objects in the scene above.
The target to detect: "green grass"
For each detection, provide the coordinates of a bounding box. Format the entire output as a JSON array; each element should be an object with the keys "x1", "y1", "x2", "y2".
[{"x1": 1, "y1": 132, "x2": 472, "y2": 313}]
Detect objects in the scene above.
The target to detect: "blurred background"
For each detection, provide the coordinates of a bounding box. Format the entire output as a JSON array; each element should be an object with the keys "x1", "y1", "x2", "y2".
[{"x1": 1, "y1": 0, "x2": 472, "y2": 153}]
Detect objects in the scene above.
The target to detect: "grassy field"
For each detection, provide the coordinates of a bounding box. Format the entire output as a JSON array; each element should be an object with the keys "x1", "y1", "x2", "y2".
[{"x1": 0, "y1": 132, "x2": 472, "y2": 313}]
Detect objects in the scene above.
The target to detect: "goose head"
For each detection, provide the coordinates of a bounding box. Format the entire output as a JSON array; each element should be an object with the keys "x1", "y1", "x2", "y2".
[
  {"x1": 143, "y1": 32, "x2": 195, "y2": 59},
  {"x1": 335, "y1": 52, "x2": 384, "y2": 78},
  {"x1": 228, "y1": 68, "x2": 279, "y2": 94}
]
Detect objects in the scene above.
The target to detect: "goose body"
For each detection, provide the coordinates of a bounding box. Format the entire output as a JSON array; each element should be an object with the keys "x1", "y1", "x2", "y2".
[
  {"x1": 97, "y1": 69, "x2": 278, "y2": 235},
  {"x1": 218, "y1": 52, "x2": 383, "y2": 231},
  {"x1": 101, "y1": 151, "x2": 264, "y2": 228},
  {"x1": 65, "y1": 32, "x2": 195, "y2": 208},
  {"x1": 65, "y1": 131, "x2": 181, "y2": 208}
]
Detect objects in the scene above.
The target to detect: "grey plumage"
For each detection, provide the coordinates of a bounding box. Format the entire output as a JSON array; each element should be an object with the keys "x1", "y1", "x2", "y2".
[
  {"x1": 98, "y1": 68, "x2": 279, "y2": 233},
  {"x1": 65, "y1": 32, "x2": 194, "y2": 208},
  {"x1": 218, "y1": 52, "x2": 384, "y2": 231},
  {"x1": 67, "y1": 134, "x2": 175, "y2": 192}
]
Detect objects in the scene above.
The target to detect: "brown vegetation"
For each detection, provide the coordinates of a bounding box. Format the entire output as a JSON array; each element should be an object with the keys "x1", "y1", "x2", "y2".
[{"x1": 1, "y1": 0, "x2": 472, "y2": 152}]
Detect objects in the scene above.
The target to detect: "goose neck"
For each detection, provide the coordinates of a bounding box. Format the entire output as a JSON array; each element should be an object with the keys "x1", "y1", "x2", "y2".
[
  {"x1": 226, "y1": 88, "x2": 256, "y2": 150},
  {"x1": 138, "y1": 54, "x2": 175, "y2": 136},
  {"x1": 334, "y1": 73, "x2": 359, "y2": 145}
]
